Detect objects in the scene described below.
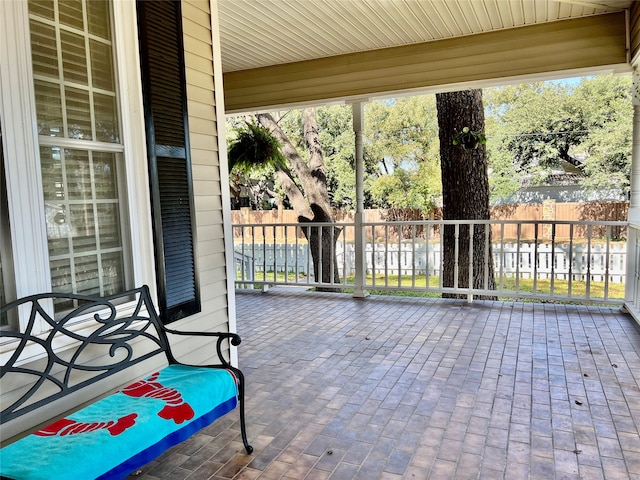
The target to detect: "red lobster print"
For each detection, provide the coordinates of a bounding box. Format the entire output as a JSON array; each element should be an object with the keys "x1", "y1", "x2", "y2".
[
  {"x1": 35, "y1": 413, "x2": 137, "y2": 437},
  {"x1": 122, "y1": 372, "x2": 195, "y2": 424}
]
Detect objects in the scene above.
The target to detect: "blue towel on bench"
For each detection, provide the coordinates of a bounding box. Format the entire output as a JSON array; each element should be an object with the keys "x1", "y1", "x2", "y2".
[{"x1": 0, "y1": 365, "x2": 238, "y2": 480}]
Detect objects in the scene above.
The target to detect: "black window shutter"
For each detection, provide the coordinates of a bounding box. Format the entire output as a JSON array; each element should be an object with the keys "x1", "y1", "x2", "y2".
[{"x1": 137, "y1": 0, "x2": 200, "y2": 324}]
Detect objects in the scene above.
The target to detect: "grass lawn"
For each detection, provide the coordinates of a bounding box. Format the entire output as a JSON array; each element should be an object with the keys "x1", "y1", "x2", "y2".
[{"x1": 241, "y1": 271, "x2": 624, "y2": 301}]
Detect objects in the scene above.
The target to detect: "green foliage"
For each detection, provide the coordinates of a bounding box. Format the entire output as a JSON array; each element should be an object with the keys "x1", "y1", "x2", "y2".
[
  {"x1": 227, "y1": 74, "x2": 631, "y2": 211},
  {"x1": 485, "y1": 81, "x2": 584, "y2": 170},
  {"x1": 317, "y1": 106, "x2": 356, "y2": 208},
  {"x1": 367, "y1": 163, "x2": 437, "y2": 211},
  {"x1": 274, "y1": 99, "x2": 442, "y2": 213},
  {"x1": 577, "y1": 75, "x2": 632, "y2": 193},
  {"x1": 485, "y1": 74, "x2": 632, "y2": 202},
  {"x1": 364, "y1": 96, "x2": 441, "y2": 211},
  {"x1": 269, "y1": 106, "x2": 358, "y2": 208},
  {"x1": 486, "y1": 145, "x2": 521, "y2": 202},
  {"x1": 228, "y1": 121, "x2": 286, "y2": 174},
  {"x1": 274, "y1": 110, "x2": 304, "y2": 147},
  {"x1": 365, "y1": 96, "x2": 438, "y2": 170}
]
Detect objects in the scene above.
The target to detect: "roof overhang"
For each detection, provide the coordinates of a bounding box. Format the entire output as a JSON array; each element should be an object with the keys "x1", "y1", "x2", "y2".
[{"x1": 222, "y1": 11, "x2": 629, "y2": 113}]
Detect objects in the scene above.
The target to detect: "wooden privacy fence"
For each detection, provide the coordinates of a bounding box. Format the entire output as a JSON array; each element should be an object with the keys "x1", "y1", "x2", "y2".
[{"x1": 231, "y1": 201, "x2": 628, "y2": 243}]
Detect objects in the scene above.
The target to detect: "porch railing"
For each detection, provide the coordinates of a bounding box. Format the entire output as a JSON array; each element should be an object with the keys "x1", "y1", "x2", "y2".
[
  {"x1": 233, "y1": 219, "x2": 627, "y2": 304},
  {"x1": 234, "y1": 222, "x2": 355, "y2": 290}
]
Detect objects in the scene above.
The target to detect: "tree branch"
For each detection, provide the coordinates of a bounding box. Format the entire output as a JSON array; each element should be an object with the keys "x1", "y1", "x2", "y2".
[
  {"x1": 256, "y1": 113, "x2": 312, "y2": 192},
  {"x1": 302, "y1": 108, "x2": 325, "y2": 175},
  {"x1": 274, "y1": 169, "x2": 312, "y2": 219},
  {"x1": 256, "y1": 110, "x2": 333, "y2": 221}
]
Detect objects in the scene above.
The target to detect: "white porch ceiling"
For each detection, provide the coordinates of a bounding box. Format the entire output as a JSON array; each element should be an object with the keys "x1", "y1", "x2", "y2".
[{"x1": 217, "y1": 0, "x2": 631, "y2": 73}]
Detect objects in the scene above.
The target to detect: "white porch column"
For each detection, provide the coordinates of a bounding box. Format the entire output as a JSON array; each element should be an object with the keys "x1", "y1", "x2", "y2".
[
  {"x1": 352, "y1": 102, "x2": 368, "y2": 298},
  {"x1": 629, "y1": 70, "x2": 640, "y2": 220},
  {"x1": 625, "y1": 69, "x2": 640, "y2": 307}
]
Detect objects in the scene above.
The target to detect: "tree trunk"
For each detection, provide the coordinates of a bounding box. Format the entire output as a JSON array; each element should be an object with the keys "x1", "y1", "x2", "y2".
[
  {"x1": 256, "y1": 110, "x2": 341, "y2": 291},
  {"x1": 298, "y1": 204, "x2": 342, "y2": 289},
  {"x1": 436, "y1": 90, "x2": 496, "y2": 299}
]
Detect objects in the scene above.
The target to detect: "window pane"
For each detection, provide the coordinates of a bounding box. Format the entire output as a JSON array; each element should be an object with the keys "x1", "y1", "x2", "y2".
[
  {"x1": 74, "y1": 254, "x2": 100, "y2": 296},
  {"x1": 50, "y1": 257, "x2": 72, "y2": 291},
  {"x1": 97, "y1": 203, "x2": 121, "y2": 249},
  {"x1": 50, "y1": 258, "x2": 73, "y2": 308},
  {"x1": 87, "y1": 0, "x2": 110, "y2": 39},
  {"x1": 40, "y1": 147, "x2": 65, "y2": 200},
  {"x1": 90, "y1": 40, "x2": 114, "y2": 92},
  {"x1": 93, "y1": 152, "x2": 117, "y2": 198},
  {"x1": 94, "y1": 93, "x2": 119, "y2": 143},
  {"x1": 58, "y1": 0, "x2": 84, "y2": 30},
  {"x1": 65, "y1": 149, "x2": 91, "y2": 199},
  {"x1": 60, "y1": 30, "x2": 88, "y2": 85},
  {"x1": 34, "y1": 80, "x2": 63, "y2": 137},
  {"x1": 46, "y1": 204, "x2": 70, "y2": 257},
  {"x1": 30, "y1": 21, "x2": 59, "y2": 79},
  {"x1": 69, "y1": 204, "x2": 96, "y2": 252},
  {"x1": 29, "y1": 0, "x2": 55, "y2": 21},
  {"x1": 102, "y1": 252, "x2": 124, "y2": 295},
  {"x1": 65, "y1": 86, "x2": 92, "y2": 140}
]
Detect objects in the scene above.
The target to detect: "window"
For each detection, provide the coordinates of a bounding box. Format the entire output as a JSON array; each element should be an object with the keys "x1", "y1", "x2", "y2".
[{"x1": 29, "y1": 0, "x2": 130, "y2": 305}]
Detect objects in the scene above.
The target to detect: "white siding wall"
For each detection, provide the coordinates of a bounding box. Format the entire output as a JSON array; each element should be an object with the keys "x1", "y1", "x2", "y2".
[{"x1": 0, "y1": 0, "x2": 232, "y2": 442}]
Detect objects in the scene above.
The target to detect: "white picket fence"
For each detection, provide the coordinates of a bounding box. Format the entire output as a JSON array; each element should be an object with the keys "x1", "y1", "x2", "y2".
[
  {"x1": 235, "y1": 241, "x2": 627, "y2": 284},
  {"x1": 494, "y1": 242, "x2": 626, "y2": 283},
  {"x1": 234, "y1": 219, "x2": 627, "y2": 303}
]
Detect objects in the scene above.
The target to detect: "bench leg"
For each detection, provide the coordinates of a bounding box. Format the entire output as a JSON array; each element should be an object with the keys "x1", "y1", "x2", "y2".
[{"x1": 234, "y1": 368, "x2": 254, "y2": 454}]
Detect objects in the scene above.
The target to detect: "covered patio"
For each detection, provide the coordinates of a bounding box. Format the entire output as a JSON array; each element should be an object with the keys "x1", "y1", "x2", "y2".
[
  {"x1": 134, "y1": 289, "x2": 640, "y2": 479},
  {"x1": 2, "y1": 1, "x2": 640, "y2": 478}
]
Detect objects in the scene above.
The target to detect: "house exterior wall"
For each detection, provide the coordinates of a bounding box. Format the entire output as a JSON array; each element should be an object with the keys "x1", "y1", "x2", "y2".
[
  {"x1": 223, "y1": 12, "x2": 629, "y2": 113},
  {"x1": 0, "y1": 0, "x2": 233, "y2": 441},
  {"x1": 631, "y1": 2, "x2": 640, "y2": 65},
  {"x1": 174, "y1": 0, "x2": 233, "y2": 364}
]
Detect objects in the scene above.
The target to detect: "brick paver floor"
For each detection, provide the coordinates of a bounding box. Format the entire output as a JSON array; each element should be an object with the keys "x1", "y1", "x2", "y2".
[{"x1": 134, "y1": 290, "x2": 640, "y2": 479}]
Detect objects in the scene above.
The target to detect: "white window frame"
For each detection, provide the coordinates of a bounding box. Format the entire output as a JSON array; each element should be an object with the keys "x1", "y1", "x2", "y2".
[
  {"x1": 0, "y1": 0, "x2": 156, "y2": 334},
  {"x1": 0, "y1": 125, "x2": 17, "y2": 330}
]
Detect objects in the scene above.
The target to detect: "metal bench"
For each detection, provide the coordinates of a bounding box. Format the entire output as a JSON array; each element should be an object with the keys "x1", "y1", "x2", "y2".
[{"x1": 0, "y1": 285, "x2": 252, "y2": 479}]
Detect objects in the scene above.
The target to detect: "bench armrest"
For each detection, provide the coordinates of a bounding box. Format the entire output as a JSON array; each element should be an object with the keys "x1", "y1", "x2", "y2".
[{"x1": 161, "y1": 327, "x2": 241, "y2": 369}]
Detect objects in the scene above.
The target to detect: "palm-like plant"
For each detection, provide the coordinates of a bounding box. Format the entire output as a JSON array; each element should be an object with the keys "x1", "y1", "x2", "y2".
[{"x1": 228, "y1": 121, "x2": 286, "y2": 173}]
